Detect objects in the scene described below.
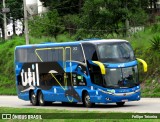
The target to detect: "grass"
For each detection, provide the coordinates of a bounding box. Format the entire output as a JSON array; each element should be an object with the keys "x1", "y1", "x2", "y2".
[
  {"x1": 141, "y1": 78, "x2": 160, "y2": 97},
  {"x1": 0, "y1": 107, "x2": 160, "y2": 122},
  {"x1": 125, "y1": 25, "x2": 160, "y2": 96},
  {"x1": 0, "y1": 37, "x2": 25, "y2": 95}
]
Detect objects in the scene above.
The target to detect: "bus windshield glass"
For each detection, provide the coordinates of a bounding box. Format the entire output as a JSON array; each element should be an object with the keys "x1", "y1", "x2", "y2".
[
  {"x1": 97, "y1": 42, "x2": 135, "y2": 63},
  {"x1": 103, "y1": 66, "x2": 139, "y2": 88}
]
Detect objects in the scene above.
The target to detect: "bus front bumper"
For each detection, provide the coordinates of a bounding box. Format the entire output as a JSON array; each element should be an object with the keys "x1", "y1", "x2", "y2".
[{"x1": 90, "y1": 91, "x2": 140, "y2": 103}]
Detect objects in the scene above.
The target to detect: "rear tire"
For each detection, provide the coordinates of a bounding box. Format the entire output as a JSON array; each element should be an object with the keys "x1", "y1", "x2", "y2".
[
  {"x1": 116, "y1": 102, "x2": 125, "y2": 107},
  {"x1": 30, "y1": 92, "x2": 38, "y2": 106},
  {"x1": 38, "y1": 91, "x2": 46, "y2": 106},
  {"x1": 83, "y1": 92, "x2": 94, "y2": 108}
]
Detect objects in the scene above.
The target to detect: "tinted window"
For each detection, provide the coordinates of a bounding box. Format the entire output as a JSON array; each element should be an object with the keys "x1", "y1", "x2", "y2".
[
  {"x1": 82, "y1": 44, "x2": 98, "y2": 61},
  {"x1": 16, "y1": 46, "x2": 84, "y2": 63},
  {"x1": 70, "y1": 45, "x2": 84, "y2": 62},
  {"x1": 35, "y1": 49, "x2": 48, "y2": 62},
  {"x1": 16, "y1": 48, "x2": 38, "y2": 62},
  {"x1": 103, "y1": 66, "x2": 139, "y2": 88},
  {"x1": 15, "y1": 48, "x2": 28, "y2": 62},
  {"x1": 97, "y1": 42, "x2": 135, "y2": 63},
  {"x1": 15, "y1": 47, "x2": 64, "y2": 63},
  {"x1": 35, "y1": 48, "x2": 63, "y2": 62}
]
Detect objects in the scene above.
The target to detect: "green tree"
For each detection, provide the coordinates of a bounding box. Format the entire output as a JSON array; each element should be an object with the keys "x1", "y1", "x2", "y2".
[
  {"x1": 0, "y1": 0, "x2": 23, "y2": 21},
  {"x1": 38, "y1": 0, "x2": 149, "y2": 38},
  {"x1": 29, "y1": 10, "x2": 64, "y2": 38},
  {"x1": 40, "y1": 0, "x2": 83, "y2": 15},
  {"x1": 6, "y1": 0, "x2": 23, "y2": 19},
  {"x1": 78, "y1": 0, "x2": 148, "y2": 37}
]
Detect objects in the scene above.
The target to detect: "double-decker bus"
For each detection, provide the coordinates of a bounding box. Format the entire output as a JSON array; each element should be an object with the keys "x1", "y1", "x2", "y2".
[{"x1": 14, "y1": 39, "x2": 147, "y2": 107}]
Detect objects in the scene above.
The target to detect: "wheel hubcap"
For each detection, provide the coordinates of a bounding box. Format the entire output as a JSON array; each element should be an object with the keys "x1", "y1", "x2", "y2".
[
  {"x1": 85, "y1": 95, "x2": 90, "y2": 105},
  {"x1": 31, "y1": 94, "x2": 36, "y2": 103},
  {"x1": 39, "y1": 94, "x2": 43, "y2": 104}
]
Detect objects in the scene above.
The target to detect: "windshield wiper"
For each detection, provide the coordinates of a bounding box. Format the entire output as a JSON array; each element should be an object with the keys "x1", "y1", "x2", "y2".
[
  {"x1": 120, "y1": 87, "x2": 128, "y2": 88},
  {"x1": 122, "y1": 54, "x2": 130, "y2": 59},
  {"x1": 123, "y1": 56, "x2": 130, "y2": 59},
  {"x1": 123, "y1": 83, "x2": 139, "y2": 88}
]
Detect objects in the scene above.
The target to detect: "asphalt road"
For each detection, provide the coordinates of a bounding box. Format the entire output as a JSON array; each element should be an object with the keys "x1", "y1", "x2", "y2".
[{"x1": 0, "y1": 96, "x2": 160, "y2": 113}]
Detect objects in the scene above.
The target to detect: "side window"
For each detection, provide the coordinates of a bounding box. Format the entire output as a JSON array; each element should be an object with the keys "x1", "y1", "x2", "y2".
[
  {"x1": 66, "y1": 48, "x2": 71, "y2": 61},
  {"x1": 16, "y1": 48, "x2": 37, "y2": 63},
  {"x1": 27, "y1": 48, "x2": 38, "y2": 62},
  {"x1": 16, "y1": 48, "x2": 28, "y2": 62},
  {"x1": 47, "y1": 49, "x2": 54, "y2": 62},
  {"x1": 49, "y1": 49, "x2": 63, "y2": 61},
  {"x1": 71, "y1": 45, "x2": 84, "y2": 62},
  {"x1": 35, "y1": 49, "x2": 49, "y2": 62},
  {"x1": 82, "y1": 44, "x2": 98, "y2": 61},
  {"x1": 16, "y1": 47, "x2": 64, "y2": 63},
  {"x1": 36, "y1": 48, "x2": 63, "y2": 62}
]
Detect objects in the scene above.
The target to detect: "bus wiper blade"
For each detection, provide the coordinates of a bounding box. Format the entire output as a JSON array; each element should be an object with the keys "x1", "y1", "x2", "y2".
[
  {"x1": 122, "y1": 54, "x2": 130, "y2": 59},
  {"x1": 127, "y1": 83, "x2": 139, "y2": 88},
  {"x1": 120, "y1": 87, "x2": 128, "y2": 88},
  {"x1": 123, "y1": 56, "x2": 130, "y2": 59}
]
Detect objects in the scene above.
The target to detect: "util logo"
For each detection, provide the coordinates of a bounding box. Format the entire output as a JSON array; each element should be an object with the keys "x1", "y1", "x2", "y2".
[{"x1": 20, "y1": 63, "x2": 40, "y2": 86}]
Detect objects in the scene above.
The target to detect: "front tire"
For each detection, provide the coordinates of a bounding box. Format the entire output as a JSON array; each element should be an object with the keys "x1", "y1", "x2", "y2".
[
  {"x1": 83, "y1": 92, "x2": 94, "y2": 108},
  {"x1": 116, "y1": 102, "x2": 125, "y2": 107},
  {"x1": 30, "y1": 92, "x2": 38, "y2": 106}
]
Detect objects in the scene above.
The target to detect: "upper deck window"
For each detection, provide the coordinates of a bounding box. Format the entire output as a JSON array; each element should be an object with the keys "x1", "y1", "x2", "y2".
[
  {"x1": 36, "y1": 48, "x2": 63, "y2": 62},
  {"x1": 15, "y1": 48, "x2": 38, "y2": 62},
  {"x1": 97, "y1": 42, "x2": 135, "y2": 63},
  {"x1": 66, "y1": 45, "x2": 85, "y2": 62},
  {"x1": 15, "y1": 45, "x2": 85, "y2": 63}
]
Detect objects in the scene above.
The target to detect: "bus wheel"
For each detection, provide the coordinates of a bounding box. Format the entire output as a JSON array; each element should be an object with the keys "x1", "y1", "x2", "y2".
[
  {"x1": 30, "y1": 92, "x2": 38, "y2": 106},
  {"x1": 116, "y1": 102, "x2": 125, "y2": 107},
  {"x1": 38, "y1": 91, "x2": 46, "y2": 106},
  {"x1": 83, "y1": 92, "x2": 94, "y2": 108}
]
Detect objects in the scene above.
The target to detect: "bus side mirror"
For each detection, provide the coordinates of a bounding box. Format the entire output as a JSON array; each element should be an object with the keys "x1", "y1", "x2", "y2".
[
  {"x1": 92, "y1": 61, "x2": 106, "y2": 75},
  {"x1": 136, "y1": 58, "x2": 147, "y2": 72}
]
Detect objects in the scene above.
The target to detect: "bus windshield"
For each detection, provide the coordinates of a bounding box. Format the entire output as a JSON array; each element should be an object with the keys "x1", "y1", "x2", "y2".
[
  {"x1": 97, "y1": 42, "x2": 135, "y2": 63},
  {"x1": 103, "y1": 66, "x2": 139, "y2": 88}
]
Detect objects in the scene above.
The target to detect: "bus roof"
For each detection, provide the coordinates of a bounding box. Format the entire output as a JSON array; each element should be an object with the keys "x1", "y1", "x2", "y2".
[{"x1": 15, "y1": 39, "x2": 129, "y2": 49}]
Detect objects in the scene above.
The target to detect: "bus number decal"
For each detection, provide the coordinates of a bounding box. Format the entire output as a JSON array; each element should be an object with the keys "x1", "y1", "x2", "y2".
[{"x1": 73, "y1": 47, "x2": 77, "y2": 51}]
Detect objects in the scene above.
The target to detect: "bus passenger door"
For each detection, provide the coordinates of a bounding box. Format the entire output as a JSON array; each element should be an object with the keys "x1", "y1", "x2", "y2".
[
  {"x1": 64, "y1": 47, "x2": 82, "y2": 102},
  {"x1": 82, "y1": 43, "x2": 104, "y2": 87},
  {"x1": 87, "y1": 60, "x2": 104, "y2": 86},
  {"x1": 64, "y1": 47, "x2": 74, "y2": 102}
]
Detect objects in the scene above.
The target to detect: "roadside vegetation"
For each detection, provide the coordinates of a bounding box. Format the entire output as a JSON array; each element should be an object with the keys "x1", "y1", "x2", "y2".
[
  {"x1": 0, "y1": 0, "x2": 160, "y2": 97},
  {"x1": 1, "y1": 23, "x2": 160, "y2": 96},
  {"x1": 0, "y1": 36, "x2": 73, "y2": 95},
  {"x1": 128, "y1": 23, "x2": 160, "y2": 97}
]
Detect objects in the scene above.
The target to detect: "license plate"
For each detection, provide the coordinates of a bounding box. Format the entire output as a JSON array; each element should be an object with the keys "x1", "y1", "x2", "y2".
[{"x1": 122, "y1": 99, "x2": 128, "y2": 102}]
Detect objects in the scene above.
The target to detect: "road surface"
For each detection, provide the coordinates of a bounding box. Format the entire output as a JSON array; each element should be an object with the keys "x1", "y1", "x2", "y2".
[{"x1": 0, "y1": 96, "x2": 160, "y2": 113}]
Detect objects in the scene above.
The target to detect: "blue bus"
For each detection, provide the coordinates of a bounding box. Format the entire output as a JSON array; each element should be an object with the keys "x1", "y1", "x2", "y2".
[{"x1": 14, "y1": 39, "x2": 147, "y2": 107}]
